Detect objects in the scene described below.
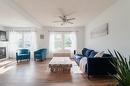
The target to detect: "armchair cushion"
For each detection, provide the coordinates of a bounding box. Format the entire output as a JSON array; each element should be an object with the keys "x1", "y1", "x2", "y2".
[{"x1": 18, "y1": 49, "x2": 29, "y2": 54}]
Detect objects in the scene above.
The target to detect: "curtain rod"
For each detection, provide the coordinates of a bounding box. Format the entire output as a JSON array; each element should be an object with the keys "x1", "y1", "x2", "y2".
[
  {"x1": 48, "y1": 31, "x2": 78, "y2": 32},
  {"x1": 7, "y1": 29, "x2": 37, "y2": 32}
]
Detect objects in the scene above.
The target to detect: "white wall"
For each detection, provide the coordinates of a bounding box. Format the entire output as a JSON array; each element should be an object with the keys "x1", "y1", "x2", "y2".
[
  {"x1": 85, "y1": 0, "x2": 130, "y2": 57},
  {"x1": 36, "y1": 26, "x2": 85, "y2": 50}
]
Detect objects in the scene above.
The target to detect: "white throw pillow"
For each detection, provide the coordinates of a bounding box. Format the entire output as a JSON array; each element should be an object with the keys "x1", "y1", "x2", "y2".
[{"x1": 94, "y1": 51, "x2": 104, "y2": 57}]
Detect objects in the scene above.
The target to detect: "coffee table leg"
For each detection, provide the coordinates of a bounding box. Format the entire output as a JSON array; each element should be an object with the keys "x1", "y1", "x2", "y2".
[
  {"x1": 50, "y1": 66, "x2": 71, "y2": 73},
  {"x1": 50, "y1": 67, "x2": 53, "y2": 72}
]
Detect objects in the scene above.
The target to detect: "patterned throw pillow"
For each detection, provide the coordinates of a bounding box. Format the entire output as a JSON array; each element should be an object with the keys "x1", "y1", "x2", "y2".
[{"x1": 89, "y1": 51, "x2": 97, "y2": 58}]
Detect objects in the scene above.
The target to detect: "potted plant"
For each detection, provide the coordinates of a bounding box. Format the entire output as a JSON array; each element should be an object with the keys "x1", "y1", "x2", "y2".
[{"x1": 108, "y1": 50, "x2": 130, "y2": 86}]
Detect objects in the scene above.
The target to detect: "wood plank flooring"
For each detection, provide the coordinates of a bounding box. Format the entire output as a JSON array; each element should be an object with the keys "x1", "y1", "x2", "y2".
[{"x1": 0, "y1": 59, "x2": 117, "y2": 86}]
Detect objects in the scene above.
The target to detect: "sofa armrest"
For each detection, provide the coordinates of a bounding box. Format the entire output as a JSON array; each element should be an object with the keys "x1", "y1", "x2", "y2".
[
  {"x1": 34, "y1": 51, "x2": 36, "y2": 54},
  {"x1": 28, "y1": 52, "x2": 31, "y2": 58},
  {"x1": 34, "y1": 50, "x2": 39, "y2": 54},
  {"x1": 16, "y1": 52, "x2": 18, "y2": 57},
  {"x1": 87, "y1": 57, "x2": 116, "y2": 75},
  {"x1": 28, "y1": 51, "x2": 30, "y2": 55},
  {"x1": 74, "y1": 49, "x2": 82, "y2": 55}
]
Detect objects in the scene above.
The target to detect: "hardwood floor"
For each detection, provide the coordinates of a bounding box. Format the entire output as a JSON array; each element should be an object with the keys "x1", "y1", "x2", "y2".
[{"x1": 0, "y1": 59, "x2": 116, "y2": 86}]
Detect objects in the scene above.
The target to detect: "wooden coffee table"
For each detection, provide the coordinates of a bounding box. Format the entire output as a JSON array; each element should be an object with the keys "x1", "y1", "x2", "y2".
[{"x1": 49, "y1": 57, "x2": 72, "y2": 72}]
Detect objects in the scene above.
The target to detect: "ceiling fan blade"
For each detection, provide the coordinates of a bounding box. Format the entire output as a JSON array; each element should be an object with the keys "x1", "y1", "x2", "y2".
[
  {"x1": 68, "y1": 22, "x2": 73, "y2": 24},
  {"x1": 53, "y1": 21, "x2": 63, "y2": 23},
  {"x1": 67, "y1": 18, "x2": 76, "y2": 21},
  {"x1": 59, "y1": 16, "x2": 63, "y2": 20}
]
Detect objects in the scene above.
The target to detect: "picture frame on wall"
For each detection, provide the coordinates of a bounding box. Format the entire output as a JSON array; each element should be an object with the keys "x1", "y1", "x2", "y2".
[
  {"x1": 0, "y1": 30, "x2": 8, "y2": 41},
  {"x1": 90, "y1": 23, "x2": 109, "y2": 39},
  {"x1": 40, "y1": 34, "x2": 44, "y2": 39}
]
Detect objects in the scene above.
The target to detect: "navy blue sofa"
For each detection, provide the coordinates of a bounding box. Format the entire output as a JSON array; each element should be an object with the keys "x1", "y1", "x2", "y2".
[{"x1": 74, "y1": 48, "x2": 116, "y2": 77}]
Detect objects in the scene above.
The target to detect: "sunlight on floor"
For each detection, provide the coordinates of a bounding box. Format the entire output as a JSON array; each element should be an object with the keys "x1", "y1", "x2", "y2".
[
  {"x1": 0, "y1": 60, "x2": 16, "y2": 74},
  {"x1": 0, "y1": 60, "x2": 82, "y2": 74},
  {"x1": 0, "y1": 61, "x2": 12, "y2": 66},
  {"x1": 0, "y1": 66, "x2": 14, "y2": 74},
  {"x1": 71, "y1": 61, "x2": 83, "y2": 74},
  {"x1": 71, "y1": 66, "x2": 83, "y2": 73}
]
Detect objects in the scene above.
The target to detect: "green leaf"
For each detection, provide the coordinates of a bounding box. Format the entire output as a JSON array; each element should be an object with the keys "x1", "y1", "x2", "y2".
[
  {"x1": 117, "y1": 51, "x2": 128, "y2": 69},
  {"x1": 108, "y1": 49, "x2": 114, "y2": 57},
  {"x1": 109, "y1": 50, "x2": 130, "y2": 86}
]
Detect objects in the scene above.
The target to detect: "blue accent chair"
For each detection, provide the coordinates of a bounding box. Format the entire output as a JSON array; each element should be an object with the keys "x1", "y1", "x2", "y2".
[
  {"x1": 16, "y1": 49, "x2": 30, "y2": 63},
  {"x1": 34, "y1": 48, "x2": 47, "y2": 61}
]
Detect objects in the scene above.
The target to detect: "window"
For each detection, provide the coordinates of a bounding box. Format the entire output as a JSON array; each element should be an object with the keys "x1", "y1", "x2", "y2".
[
  {"x1": 54, "y1": 33, "x2": 62, "y2": 50},
  {"x1": 8, "y1": 31, "x2": 37, "y2": 58},
  {"x1": 18, "y1": 32, "x2": 32, "y2": 49},
  {"x1": 64, "y1": 33, "x2": 72, "y2": 50},
  {"x1": 49, "y1": 32, "x2": 77, "y2": 53}
]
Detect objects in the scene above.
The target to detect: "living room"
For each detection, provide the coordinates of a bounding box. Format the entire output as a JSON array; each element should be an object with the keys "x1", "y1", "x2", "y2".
[{"x1": 0, "y1": 0, "x2": 129, "y2": 86}]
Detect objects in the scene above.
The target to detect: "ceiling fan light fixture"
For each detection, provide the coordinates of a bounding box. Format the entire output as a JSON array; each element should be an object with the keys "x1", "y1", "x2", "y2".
[{"x1": 53, "y1": 9, "x2": 76, "y2": 25}]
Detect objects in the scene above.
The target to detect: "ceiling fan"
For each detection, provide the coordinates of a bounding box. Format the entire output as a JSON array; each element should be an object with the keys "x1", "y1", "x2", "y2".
[{"x1": 53, "y1": 9, "x2": 76, "y2": 25}]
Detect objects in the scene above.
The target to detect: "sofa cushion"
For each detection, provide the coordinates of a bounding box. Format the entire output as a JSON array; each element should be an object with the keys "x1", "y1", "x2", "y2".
[
  {"x1": 82, "y1": 48, "x2": 88, "y2": 56},
  {"x1": 74, "y1": 57, "x2": 82, "y2": 65},
  {"x1": 102, "y1": 54, "x2": 112, "y2": 57},
  {"x1": 75, "y1": 54, "x2": 83, "y2": 59},
  {"x1": 94, "y1": 51, "x2": 104, "y2": 57},
  {"x1": 89, "y1": 51, "x2": 97, "y2": 58},
  {"x1": 84, "y1": 49, "x2": 93, "y2": 57},
  {"x1": 76, "y1": 54, "x2": 83, "y2": 56}
]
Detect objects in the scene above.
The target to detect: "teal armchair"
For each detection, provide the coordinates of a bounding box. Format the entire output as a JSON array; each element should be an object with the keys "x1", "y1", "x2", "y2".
[
  {"x1": 34, "y1": 48, "x2": 47, "y2": 61},
  {"x1": 16, "y1": 49, "x2": 30, "y2": 63}
]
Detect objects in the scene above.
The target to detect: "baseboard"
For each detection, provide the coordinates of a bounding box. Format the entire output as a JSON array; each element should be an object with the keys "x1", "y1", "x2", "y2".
[
  {"x1": 0, "y1": 58, "x2": 8, "y2": 62},
  {"x1": 53, "y1": 53, "x2": 71, "y2": 57}
]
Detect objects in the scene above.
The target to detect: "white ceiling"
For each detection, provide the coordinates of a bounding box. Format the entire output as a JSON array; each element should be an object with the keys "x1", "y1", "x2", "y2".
[
  {"x1": 0, "y1": 0, "x2": 37, "y2": 27},
  {"x1": 0, "y1": 0, "x2": 118, "y2": 28}
]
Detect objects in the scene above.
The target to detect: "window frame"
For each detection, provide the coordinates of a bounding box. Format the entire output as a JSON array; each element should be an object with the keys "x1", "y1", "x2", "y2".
[{"x1": 53, "y1": 32, "x2": 72, "y2": 52}]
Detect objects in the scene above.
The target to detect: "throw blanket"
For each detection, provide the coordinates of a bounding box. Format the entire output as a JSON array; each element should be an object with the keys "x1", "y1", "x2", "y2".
[{"x1": 79, "y1": 57, "x2": 87, "y2": 73}]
